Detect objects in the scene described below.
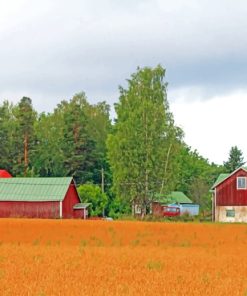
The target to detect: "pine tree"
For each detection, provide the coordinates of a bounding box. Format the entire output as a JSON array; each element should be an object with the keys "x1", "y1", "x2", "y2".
[
  {"x1": 60, "y1": 93, "x2": 98, "y2": 184},
  {"x1": 224, "y1": 146, "x2": 245, "y2": 172},
  {"x1": 14, "y1": 97, "x2": 36, "y2": 176}
]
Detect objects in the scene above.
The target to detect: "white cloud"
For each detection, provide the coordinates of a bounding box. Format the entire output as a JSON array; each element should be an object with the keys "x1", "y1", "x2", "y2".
[
  {"x1": 1, "y1": 0, "x2": 247, "y2": 164},
  {"x1": 170, "y1": 90, "x2": 247, "y2": 164}
]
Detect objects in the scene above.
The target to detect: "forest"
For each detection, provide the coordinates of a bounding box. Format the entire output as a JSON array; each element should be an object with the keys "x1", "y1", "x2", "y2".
[{"x1": 0, "y1": 66, "x2": 242, "y2": 217}]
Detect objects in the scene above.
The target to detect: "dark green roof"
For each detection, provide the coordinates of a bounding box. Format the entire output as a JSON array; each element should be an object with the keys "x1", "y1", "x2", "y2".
[
  {"x1": 0, "y1": 177, "x2": 73, "y2": 202},
  {"x1": 155, "y1": 191, "x2": 192, "y2": 204}
]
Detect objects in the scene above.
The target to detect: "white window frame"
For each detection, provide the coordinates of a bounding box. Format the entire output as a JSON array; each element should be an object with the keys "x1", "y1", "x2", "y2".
[
  {"x1": 135, "y1": 205, "x2": 142, "y2": 214},
  {"x1": 237, "y1": 177, "x2": 247, "y2": 190}
]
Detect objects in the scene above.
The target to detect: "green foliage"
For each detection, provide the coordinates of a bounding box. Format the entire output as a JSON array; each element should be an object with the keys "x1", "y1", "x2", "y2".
[
  {"x1": 0, "y1": 74, "x2": 226, "y2": 217},
  {"x1": 223, "y1": 146, "x2": 245, "y2": 172},
  {"x1": 33, "y1": 112, "x2": 66, "y2": 177},
  {"x1": 57, "y1": 93, "x2": 98, "y2": 183},
  {"x1": 77, "y1": 184, "x2": 108, "y2": 216},
  {"x1": 0, "y1": 98, "x2": 37, "y2": 176},
  {"x1": 0, "y1": 93, "x2": 112, "y2": 188},
  {"x1": 0, "y1": 101, "x2": 15, "y2": 173},
  {"x1": 108, "y1": 196, "x2": 131, "y2": 219},
  {"x1": 174, "y1": 145, "x2": 224, "y2": 210}
]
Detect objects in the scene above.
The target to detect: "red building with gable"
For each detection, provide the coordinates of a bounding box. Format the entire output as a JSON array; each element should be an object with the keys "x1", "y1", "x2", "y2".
[
  {"x1": 0, "y1": 176, "x2": 89, "y2": 219},
  {"x1": 212, "y1": 167, "x2": 247, "y2": 222},
  {"x1": 0, "y1": 170, "x2": 12, "y2": 178}
]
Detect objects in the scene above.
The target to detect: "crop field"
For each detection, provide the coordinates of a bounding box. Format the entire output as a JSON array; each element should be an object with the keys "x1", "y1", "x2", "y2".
[{"x1": 0, "y1": 220, "x2": 247, "y2": 296}]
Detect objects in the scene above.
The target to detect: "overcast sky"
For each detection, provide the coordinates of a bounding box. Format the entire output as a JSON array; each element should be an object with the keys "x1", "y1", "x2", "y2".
[{"x1": 1, "y1": 0, "x2": 247, "y2": 165}]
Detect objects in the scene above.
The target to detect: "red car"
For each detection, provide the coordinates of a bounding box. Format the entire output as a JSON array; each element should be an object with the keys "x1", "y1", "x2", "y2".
[{"x1": 163, "y1": 206, "x2": 180, "y2": 217}]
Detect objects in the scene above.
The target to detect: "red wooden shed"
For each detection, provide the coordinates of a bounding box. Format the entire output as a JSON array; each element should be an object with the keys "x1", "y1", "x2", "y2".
[
  {"x1": 0, "y1": 177, "x2": 89, "y2": 219},
  {"x1": 212, "y1": 167, "x2": 247, "y2": 222},
  {"x1": 0, "y1": 170, "x2": 12, "y2": 178}
]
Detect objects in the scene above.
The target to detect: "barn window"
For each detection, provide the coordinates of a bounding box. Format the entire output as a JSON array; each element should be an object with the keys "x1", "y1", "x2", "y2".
[
  {"x1": 135, "y1": 205, "x2": 142, "y2": 214},
  {"x1": 237, "y1": 177, "x2": 247, "y2": 189},
  {"x1": 226, "y1": 209, "x2": 235, "y2": 217}
]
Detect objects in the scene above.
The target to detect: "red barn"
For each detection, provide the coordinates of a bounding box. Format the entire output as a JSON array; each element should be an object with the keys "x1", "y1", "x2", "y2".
[
  {"x1": 212, "y1": 167, "x2": 247, "y2": 222},
  {"x1": 0, "y1": 170, "x2": 12, "y2": 178},
  {"x1": 0, "y1": 177, "x2": 89, "y2": 219}
]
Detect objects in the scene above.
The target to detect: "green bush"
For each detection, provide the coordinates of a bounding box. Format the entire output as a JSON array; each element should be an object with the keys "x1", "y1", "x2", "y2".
[
  {"x1": 108, "y1": 197, "x2": 131, "y2": 219},
  {"x1": 78, "y1": 184, "x2": 108, "y2": 216}
]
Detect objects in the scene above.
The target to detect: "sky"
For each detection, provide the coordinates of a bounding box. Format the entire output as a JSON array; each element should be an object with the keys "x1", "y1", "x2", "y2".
[{"x1": 1, "y1": 0, "x2": 247, "y2": 165}]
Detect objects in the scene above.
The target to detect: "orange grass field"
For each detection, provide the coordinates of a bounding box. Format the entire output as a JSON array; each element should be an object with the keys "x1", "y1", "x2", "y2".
[{"x1": 1, "y1": 219, "x2": 247, "y2": 296}]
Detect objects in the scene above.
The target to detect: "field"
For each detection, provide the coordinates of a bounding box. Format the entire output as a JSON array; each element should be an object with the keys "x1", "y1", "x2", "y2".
[{"x1": 1, "y1": 220, "x2": 247, "y2": 295}]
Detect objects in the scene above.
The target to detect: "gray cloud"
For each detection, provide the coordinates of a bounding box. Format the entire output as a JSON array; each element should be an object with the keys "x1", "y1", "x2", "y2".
[{"x1": 1, "y1": 0, "x2": 247, "y2": 111}]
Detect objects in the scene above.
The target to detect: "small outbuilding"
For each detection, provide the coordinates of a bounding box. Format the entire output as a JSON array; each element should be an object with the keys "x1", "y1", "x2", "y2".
[
  {"x1": 73, "y1": 203, "x2": 91, "y2": 219},
  {"x1": 0, "y1": 170, "x2": 12, "y2": 178},
  {"x1": 0, "y1": 177, "x2": 89, "y2": 219},
  {"x1": 212, "y1": 166, "x2": 247, "y2": 222},
  {"x1": 151, "y1": 191, "x2": 199, "y2": 217}
]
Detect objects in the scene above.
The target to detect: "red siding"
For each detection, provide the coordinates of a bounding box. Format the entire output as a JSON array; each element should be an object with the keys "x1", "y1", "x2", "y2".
[
  {"x1": 0, "y1": 170, "x2": 12, "y2": 178},
  {"x1": 73, "y1": 209, "x2": 86, "y2": 219},
  {"x1": 0, "y1": 201, "x2": 60, "y2": 218},
  {"x1": 62, "y1": 182, "x2": 81, "y2": 218},
  {"x1": 152, "y1": 202, "x2": 164, "y2": 217},
  {"x1": 0, "y1": 180, "x2": 82, "y2": 219},
  {"x1": 216, "y1": 169, "x2": 247, "y2": 206}
]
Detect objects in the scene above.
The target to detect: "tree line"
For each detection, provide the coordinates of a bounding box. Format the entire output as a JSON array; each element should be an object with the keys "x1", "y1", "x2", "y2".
[{"x1": 0, "y1": 65, "x2": 244, "y2": 217}]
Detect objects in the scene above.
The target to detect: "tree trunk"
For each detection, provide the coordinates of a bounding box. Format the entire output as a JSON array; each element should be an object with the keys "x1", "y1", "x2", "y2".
[
  {"x1": 141, "y1": 203, "x2": 147, "y2": 220},
  {"x1": 24, "y1": 133, "x2": 28, "y2": 176},
  {"x1": 160, "y1": 143, "x2": 172, "y2": 194}
]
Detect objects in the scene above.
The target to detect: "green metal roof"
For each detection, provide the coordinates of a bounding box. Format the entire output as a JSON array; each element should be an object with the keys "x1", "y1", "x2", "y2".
[
  {"x1": 73, "y1": 203, "x2": 91, "y2": 209},
  {"x1": 0, "y1": 177, "x2": 73, "y2": 202},
  {"x1": 211, "y1": 173, "x2": 230, "y2": 189},
  {"x1": 155, "y1": 191, "x2": 193, "y2": 204}
]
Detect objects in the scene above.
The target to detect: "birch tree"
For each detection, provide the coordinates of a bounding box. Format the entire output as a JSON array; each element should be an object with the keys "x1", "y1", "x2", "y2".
[{"x1": 107, "y1": 66, "x2": 182, "y2": 215}]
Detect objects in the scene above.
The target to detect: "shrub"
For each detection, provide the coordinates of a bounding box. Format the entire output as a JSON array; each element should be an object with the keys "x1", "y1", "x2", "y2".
[{"x1": 78, "y1": 184, "x2": 108, "y2": 216}]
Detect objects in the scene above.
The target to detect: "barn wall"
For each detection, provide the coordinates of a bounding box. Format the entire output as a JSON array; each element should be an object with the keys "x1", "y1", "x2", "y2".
[
  {"x1": 151, "y1": 202, "x2": 163, "y2": 217},
  {"x1": 0, "y1": 201, "x2": 60, "y2": 218},
  {"x1": 215, "y1": 206, "x2": 247, "y2": 223},
  {"x1": 73, "y1": 209, "x2": 86, "y2": 219},
  {"x1": 180, "y1": 204, "x2": 199, "y2": 215},
  {"x1": 62, "y1": 182, "x2": 80, "y2": 218},
  {"x1": 216, "y1": 169, "x2": 247, "y2": 206}
]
